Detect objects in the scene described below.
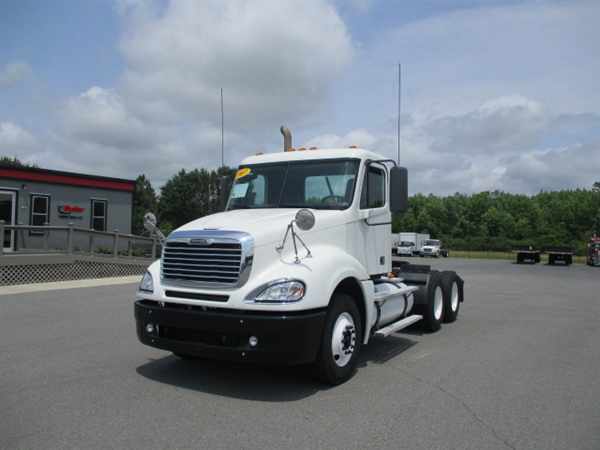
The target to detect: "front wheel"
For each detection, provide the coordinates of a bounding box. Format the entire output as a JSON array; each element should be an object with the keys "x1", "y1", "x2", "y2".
[{"x1": 315, "y1": 293, "x2": 363, "y2": 385}]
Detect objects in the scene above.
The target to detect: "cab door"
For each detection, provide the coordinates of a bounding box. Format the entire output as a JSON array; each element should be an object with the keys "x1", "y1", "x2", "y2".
[{"x1": 359, "y1": 162, "x2": 391, "y2": 275}]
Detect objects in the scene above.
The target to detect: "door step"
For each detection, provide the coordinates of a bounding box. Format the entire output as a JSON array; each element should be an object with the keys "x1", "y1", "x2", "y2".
[{"x1": 375, "y1": 314, "x2": 423, "y2": 337}]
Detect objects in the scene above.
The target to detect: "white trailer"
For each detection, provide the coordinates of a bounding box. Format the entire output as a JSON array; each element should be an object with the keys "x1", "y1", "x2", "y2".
[
  {"x1": 136, "y1": 127, "x2": 464, "y2": 385},
  {"x1": 397, "y1": 232, "x2": 430, "y2": 256}
]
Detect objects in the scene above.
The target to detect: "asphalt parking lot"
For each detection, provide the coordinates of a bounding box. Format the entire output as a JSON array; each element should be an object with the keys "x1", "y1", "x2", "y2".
[{"x1": 2, "y1": 258, "x2": 599, "y2": 450}]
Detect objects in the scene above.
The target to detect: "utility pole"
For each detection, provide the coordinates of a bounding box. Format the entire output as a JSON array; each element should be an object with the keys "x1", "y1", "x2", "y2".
[
  {"x1": 220, "y1": 87, "x2": 224, "y2": 168},
  {"x1": 397, "y1": 63, "x2": 401, "y2": 165}
]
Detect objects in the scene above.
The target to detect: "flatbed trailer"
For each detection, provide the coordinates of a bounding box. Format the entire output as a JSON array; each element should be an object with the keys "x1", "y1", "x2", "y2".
[
  {"x1": 544, "y1": 246, "x2": 574, "y2": 266},
  {"x1": 513, "y1": 246, "x2": 541, "y2": 264}
]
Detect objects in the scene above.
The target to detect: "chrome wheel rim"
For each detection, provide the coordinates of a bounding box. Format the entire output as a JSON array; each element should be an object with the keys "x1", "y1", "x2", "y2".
[
  {"x1": 331, "y1": 312, "x2": 356, "y2": 367},
  {"x1": 451, "y1": 282, "x2": 459, "y2": 312},
  {"x1": 434, "y1": 286, "x2": 443, "y2": 321}
]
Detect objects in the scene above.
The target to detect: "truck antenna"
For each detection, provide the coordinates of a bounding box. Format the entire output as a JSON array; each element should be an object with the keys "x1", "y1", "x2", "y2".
[
  {"x1": 220, "y1": 87, "x2": 224, "y2": 167},
  {"x1": 397, "y1": 63, "x2": 401, "y2": 165}
]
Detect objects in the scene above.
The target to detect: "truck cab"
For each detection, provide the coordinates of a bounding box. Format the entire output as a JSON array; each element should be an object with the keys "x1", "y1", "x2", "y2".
[
  {"x1": 419, "y1": 239, "x2": 448, "y2": 258},
  {"x1": 135, "y1": 131, "x2": 464, "y2": 384},
  {"x1": 396, "y1": 241, "x2": 416, "y2": 256}
]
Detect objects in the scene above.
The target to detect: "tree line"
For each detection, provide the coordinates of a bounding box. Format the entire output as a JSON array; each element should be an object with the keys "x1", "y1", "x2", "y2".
[
  {"x1": 392, "y1": 185, "x2": 600, "y2": 254},
  {"x1": 135, "y1": 167, "x2": 599, "y2": 255}
]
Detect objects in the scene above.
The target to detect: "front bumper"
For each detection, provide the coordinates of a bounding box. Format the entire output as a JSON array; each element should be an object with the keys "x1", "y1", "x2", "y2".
[{"x1": 135, "y1": 300, "x2": 326, "y2": 365}]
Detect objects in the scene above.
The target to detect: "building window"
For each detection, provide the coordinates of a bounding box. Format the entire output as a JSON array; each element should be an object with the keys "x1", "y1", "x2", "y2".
[
  {"x1": 30, "y1": 194, "x2": 50, "y2": 235},
  {"x1": 91, "y1": 199, "x2": 107, "y2": 231},
  {"x1": 360, "y1": 164, "x2": 385, "y2": 209}
]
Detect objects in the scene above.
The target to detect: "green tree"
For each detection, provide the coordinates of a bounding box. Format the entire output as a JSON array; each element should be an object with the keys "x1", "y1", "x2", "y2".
[
  {"x1": 158, "y1": 166, "x2": 235, "y2": 230},
  {"x1": 0, "y1": 156, "x2": 37, "y2": 168},
  {"x1": 132, "y1": 174, "x2": 158, "y2": 235}
]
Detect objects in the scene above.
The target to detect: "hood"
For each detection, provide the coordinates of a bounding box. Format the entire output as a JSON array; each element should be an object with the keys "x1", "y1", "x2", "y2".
[{"x1": 173, "y1": 208, "x2": 346, "y2": 247}]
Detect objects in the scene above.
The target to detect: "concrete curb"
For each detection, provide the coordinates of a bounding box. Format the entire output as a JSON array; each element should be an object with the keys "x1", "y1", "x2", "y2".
[{"x1": 0, "y1": 275, "x2": 142, "y2": 296}]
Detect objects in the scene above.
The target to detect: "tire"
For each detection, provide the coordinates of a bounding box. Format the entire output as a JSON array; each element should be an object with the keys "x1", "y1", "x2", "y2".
[
  {"x1": 414, "y1": 271, "x2": 444, "y2": 333},
  {"x1": 440, "y1": 271, "x2": 460, "y2": 323},
  {"x1": 315, "y1": 293, "x2": 363, "y2": 385}
]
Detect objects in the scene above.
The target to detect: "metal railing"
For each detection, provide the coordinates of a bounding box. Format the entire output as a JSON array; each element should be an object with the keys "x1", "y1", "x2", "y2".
[{"x1": 0, "y1": 221, "x2": 161, "y2": 259}]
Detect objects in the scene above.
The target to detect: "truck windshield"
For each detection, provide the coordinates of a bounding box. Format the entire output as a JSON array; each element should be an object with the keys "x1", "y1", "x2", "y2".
[
  {"x1": 424, "y1": 240, "x2": 440, "y2": 246},
  {"x1": 227, "y1": 159, "x2": 360, "y2": 210},
  {"x1": 400, "y1": 241, "x2": 414, "y2": 247}
]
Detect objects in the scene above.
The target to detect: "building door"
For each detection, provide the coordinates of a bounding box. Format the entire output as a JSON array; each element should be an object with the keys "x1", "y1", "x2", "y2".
[{"x1": 0, "y1": 190, "x2": 16, "y2": 252}]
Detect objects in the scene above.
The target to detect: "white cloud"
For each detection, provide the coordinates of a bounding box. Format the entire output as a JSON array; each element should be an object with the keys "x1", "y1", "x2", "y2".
[
  {"x1": 0, "y1": 122, "x2": 37, "y2": 153},
  {"x1": 62, "y1": 86, "x2": 156, "y2": 149},
  {"x1": 307, "y1": 96, "x2": 600, "y2": 195},
  {"x1": 118, "y1": 0, "x2": 353, "y2": 128},
  {"x1": 0, "y1": 62, "x2": 32, "y2": 88},
  {"x1": 50, "y1": 0, "x2": 354, "y2": 183}
]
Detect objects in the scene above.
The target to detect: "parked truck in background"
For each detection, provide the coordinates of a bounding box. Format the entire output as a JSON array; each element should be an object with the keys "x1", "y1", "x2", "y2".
[
  {"x1": 419, "y1": 239, "x2": 449, "y2": 258},
  {"x1": 396, "y1": 240, "x2": 417, "y2": 256},
  {"x1": 135, "y1": 126, "x2": 464, "y2": 385},
  {"x1": 395, "y1": 232, "x2": 430, "y2": 256},
  {"x1": 587, "y1": 236, "x2": 600, "y2": 266}
]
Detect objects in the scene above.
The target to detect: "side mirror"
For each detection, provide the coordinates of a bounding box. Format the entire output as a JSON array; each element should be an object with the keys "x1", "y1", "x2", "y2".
[
  {"x1": 144, "y1": 212, "x2": 158, "y2": 233},
  {"x1": 295, "y1": 209, "x2": 315, "y2": 231},
  {"x1": 143, "y1": 212, "x2": 166, "y2": 244},
  {"x1": 390, "y1": 166, "x2": 408, "y2": 213}
]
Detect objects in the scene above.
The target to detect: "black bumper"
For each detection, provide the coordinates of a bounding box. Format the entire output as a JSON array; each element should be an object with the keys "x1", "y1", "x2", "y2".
[{"x1": 135, "y1": 300, "x2": 326, "y2": 365}]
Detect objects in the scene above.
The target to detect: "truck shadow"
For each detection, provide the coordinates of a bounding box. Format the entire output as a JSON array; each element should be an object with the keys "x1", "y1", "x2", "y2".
[
  {"x1": 358, "y1": 334, "x2": 418, "y2": 365},
  {"x1": 136, "y1": 331, "x2": 419, "y2": 401},
  {"x1": 136, "y1": 355, "x2": 326, "y2": 401}
]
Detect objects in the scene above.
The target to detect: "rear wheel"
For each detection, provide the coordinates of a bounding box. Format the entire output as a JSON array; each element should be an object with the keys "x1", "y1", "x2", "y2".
[
  {"x1": 441, "y1": 271, "x2": 460, "y2": 323},
  {"x1": 315, "y1": 293, "x2": 363, "y2": 385},
  {"x1": 414, "y1": 271, "x2": 444, "y2": 332}
]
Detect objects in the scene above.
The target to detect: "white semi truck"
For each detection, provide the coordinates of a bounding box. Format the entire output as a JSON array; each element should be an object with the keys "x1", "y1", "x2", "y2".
[{"x1": 135, "y1": 127, "x2": 464, "y2": 385}]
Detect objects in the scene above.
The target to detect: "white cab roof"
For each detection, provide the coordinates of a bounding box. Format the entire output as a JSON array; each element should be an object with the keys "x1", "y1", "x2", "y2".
[{"x1": 240, "y1": 148, "x2": 385, "y2": 166}]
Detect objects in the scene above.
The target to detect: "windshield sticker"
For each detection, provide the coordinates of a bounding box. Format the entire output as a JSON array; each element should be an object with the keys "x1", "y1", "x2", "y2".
[
  {"x1": 231, "y1": 183, "x2": 249, "y2": 198},
  {"x1": 235, "y1": 167, "x2": 252, "y2": 180}
]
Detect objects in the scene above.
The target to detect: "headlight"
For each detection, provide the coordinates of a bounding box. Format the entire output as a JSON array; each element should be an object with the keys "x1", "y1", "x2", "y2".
[
  {"x1": 247, "y1": 280, "x2": 306, "y2": 304},
  {"x1": 138, "y1": 271, "x2": 154, "y2": 293}
]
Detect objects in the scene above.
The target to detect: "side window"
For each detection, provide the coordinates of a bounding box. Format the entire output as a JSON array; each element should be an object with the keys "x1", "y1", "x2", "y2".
[
  {"x1": 91, "y1": 199, "x2": 107, "y2": 231},
  {"x1": 30, "y1": 195, "x2": 50, "y2": 235},
  {"x1": 360, "y1": 165, "x2": 385, "y2": 209},
  {"x1": 249, "y1": 174, "x2": 265, "y2": 206}
]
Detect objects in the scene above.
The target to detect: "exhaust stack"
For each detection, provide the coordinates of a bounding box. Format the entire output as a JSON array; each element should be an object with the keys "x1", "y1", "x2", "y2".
[{"x1": 280, "y1": 126, "x2": 292, "y2": 152}]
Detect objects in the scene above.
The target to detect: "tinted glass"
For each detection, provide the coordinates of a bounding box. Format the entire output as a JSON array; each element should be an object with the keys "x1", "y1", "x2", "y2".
[
  {"x1": 227, "y1": 160, "x2": 359, "y2": 210},
  {"x1": 360, "y1": 165, "x2": 385, "y2": 209},
  {"x1": 93, "y1": 218, "x2": 105, "y2": 231},
  {"x1": 93, "y1": 201, "x2": 106, "y2": 217},
  {"x1": 32, "y1": 215, "x2": 46, "y2": 226},
  {"x1": 33, "y1": 196, "x2": 48, "y2": 214}
]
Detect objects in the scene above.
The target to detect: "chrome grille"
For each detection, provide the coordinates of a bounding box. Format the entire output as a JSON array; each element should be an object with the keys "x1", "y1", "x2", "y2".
[
  {"x1": 162, "y1": 241, "x2": 241, "y2": 283},
  {"x1": 161, "y1": 230, "x2": 253, "y2": 288}
]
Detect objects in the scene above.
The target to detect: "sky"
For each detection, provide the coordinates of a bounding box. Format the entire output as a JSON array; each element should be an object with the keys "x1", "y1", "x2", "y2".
[{"x1": 0, "y1": 0, "x2": 599, "y2": 195}]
